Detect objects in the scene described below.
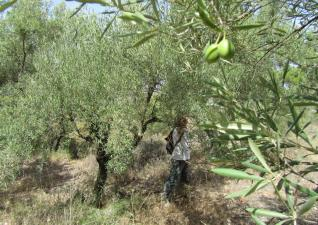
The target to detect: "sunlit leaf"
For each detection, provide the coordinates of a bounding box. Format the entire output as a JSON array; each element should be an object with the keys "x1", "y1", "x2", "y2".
[
  {"x1": 226, "y1": 179, "x2": 269, "y2": 199},
  {"x1": 275, "y1": 219, "x2": 293, "y2": 225},
  {"x1": 226, "y1": 187, "x2": 250, "y2": 199},
  {"x1": 247, "y1": 208, "x2": 290, "y2": 219},
  {"x1": 251, "y1": 215, "x2": 266, "y2": 225},
  {"x1": 245, "y1": 180, "x2": 269, "y2": 197},
  {"x1": 242, "y1": 161, "x2": 268, "y2": 173},
  {"x1": 211, "y1": 168, "x2": 264, "y2": 181},
  {"x1": 248, "y1": 139, "x2": 272, "y2": 173},
  {"x1": 119, "y1": 11, "x2": 149, "y2": 24}
]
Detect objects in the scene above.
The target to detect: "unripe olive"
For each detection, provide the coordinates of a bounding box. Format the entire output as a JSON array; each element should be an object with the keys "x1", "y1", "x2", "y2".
[
  {"x1": 218, "y1": 39, "x2": 235, "y2": 59},
  {"x1": 204, "y1": 43, "x2": 219, "y2": 63}
]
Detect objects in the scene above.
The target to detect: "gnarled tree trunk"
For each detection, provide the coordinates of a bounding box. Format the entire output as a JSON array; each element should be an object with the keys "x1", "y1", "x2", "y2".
[
  {"x1": 93, "y1": 146, "x2": 111, "y2": 208},
  {"x1": 69, "y1": 138, "x2": 79, "y2": 159}
]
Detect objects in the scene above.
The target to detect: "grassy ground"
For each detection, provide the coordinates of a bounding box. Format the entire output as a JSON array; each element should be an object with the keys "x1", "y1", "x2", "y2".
[{"x1": 1, "y1": 129, "x2": 318, "y2": 225}]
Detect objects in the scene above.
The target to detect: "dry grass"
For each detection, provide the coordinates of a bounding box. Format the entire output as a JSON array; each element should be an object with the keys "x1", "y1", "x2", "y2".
[{"x1": 1, "y1": 128, "x2": 318, "y2": 225}]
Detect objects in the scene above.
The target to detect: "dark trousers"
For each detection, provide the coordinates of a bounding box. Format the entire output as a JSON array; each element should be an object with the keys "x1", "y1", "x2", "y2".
[{"x1": 164, "y1": 159, "x2": 190, "y2": 201}]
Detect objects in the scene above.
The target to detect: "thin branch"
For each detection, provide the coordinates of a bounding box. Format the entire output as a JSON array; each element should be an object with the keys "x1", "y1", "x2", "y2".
[
  {"x1": 286, "y1": 165, "x2": 318, "y2": 186},
  {"x1": 100, "y1": 12, "x2": 119, "y2": 40},
  {"x1": 69, "y1": 113, "x2": 94, "y2": 143},
  {"x1": 299, "y1": 219, "x2": 318, "y2": 225},
  {"x1": 256, "y1": 15, "x2": 318, "y2": 64},
  {"x1": 16, "y1": 31, "x2": 27, "y2": 82},
  {"x1": 210, "y1": 0, "x2": 223, "y2": 26},
  {"x1": 69, "y1": 2, "x2": 86, "y2": 18},
  {"x1": 141, "y1": 116, "x2": 161, "y2": 134}
]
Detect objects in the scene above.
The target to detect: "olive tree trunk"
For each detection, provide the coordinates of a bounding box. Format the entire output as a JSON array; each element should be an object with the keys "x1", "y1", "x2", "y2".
[
  {"x1": 69, "y1": 138, "x2": 79, "y2": 159},
  {"x1": 93, "y1": 145, "x2": 111, "y2": 208}
]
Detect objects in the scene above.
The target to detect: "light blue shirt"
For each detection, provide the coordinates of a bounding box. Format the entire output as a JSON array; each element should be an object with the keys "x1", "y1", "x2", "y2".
[{"x1": 171, "y1": 128, "x2": 190, "y2": 161}]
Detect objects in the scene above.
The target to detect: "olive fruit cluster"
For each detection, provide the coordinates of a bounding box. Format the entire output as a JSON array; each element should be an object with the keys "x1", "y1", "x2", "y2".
[{"x1": 203, "y1": 38, "x2": 235, "y2": 63}]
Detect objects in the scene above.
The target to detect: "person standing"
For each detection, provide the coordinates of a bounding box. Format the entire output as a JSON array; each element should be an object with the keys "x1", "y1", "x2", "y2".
[{"x1": 163, "y1": 116, "x2": 190, "y2": 203}]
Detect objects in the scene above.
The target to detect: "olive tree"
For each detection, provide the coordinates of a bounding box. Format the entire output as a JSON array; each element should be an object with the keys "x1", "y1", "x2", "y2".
[
  {"x1": 71, "y1": 0, "x2": 318, "y2": 222},
  {"x1": 1, "y1": 0, "x2": 318, "y2": 220}
]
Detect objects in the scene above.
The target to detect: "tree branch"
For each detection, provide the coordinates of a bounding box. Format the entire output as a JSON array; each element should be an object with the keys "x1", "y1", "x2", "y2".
[
  {"x1": 69, "y1": 2, "x2": 86, "y2": 18},
  {"x1": 256, "y1": 15, "x2": 318, "y2": 64},
  {"x1": 69, "y1": 113, "x2": 94, "y2": 143}
]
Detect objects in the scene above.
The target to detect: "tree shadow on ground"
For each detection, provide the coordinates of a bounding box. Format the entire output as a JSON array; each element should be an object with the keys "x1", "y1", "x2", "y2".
[
  {"x1": 0, "y1": 158, "x2": 75, "y2": 200},
  {"x1": 111, "y1": 154, "x2": 228, "y2": 199},
  {"x1": 171, "y1": 191, "x2": 253, "y2": 225},
  {"x1": 166, "y1": 164, "x2": 253, "y2": 225},
  {"x1": 133, "y1": 138, "x2": 167, "y2": 169}
]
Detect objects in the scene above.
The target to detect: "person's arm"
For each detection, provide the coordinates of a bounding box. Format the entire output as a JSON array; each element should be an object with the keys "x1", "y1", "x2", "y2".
[
  {"x1": 182, "y1": 131, "x2": 190, "y2": 151},
  {"x1": 172, "y1": 128, "x2": 178, "y2": 145}
]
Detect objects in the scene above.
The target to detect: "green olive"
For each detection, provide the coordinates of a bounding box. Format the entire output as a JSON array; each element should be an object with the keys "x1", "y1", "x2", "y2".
[
  {"x1": 218, "y1": 39, "x2": 235, "y2": 59},
  {"x1": 204, "y1": 43, "x2": 219, "y2": 63}
]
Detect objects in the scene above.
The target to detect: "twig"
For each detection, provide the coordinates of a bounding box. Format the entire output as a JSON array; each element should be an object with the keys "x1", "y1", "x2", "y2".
[
  {"x1": 99, "y1": 12, "x2": 119, "y2": 40},
  {"x1": 284, "y1": 159, "x2": 318, "y2": 186},
  {"x1": 138, "y1": 192, "x2": 152, "y2": 211},
  {"x1": 256, "y1": 15, "x2": 318, "y2": 64},
  {"x1": 299, "y1": 219, "x2": 318, "y2": 224},
  {"x1": 210, "y1": 0, "x2": 223, "y2": 26},
  {"x1": 69, "y1": 3, "x2": 85, "y2": 18}
]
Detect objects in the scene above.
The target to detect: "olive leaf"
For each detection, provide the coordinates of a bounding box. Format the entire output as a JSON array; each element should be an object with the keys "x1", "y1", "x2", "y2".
[
  {"x1": 284, "y1": 182, "x2": 295, "y2": 211},
  {"x1": 251, "y1": 215, "x2": 266, "y2": 225},
  {"x1": 246, "y1": 208, "x2": 290, "y2": 219},
  {"x1": 242, "y1": 161, "x2": 269, "y2": 173},
  {"x1": 248, "y1": 139, "x2": 272, "y2": 173},
  {"x1": 282, "y1": 60, "x2": 289, "y2": 87},
  {"x1": 226, "y1": 179, "x2": 269, "y2": 199},
  {"x1": 196, "y1": 0, "x2": 221, "y2": 32},
  {"x1": 244, "y1": 180, "x2": 270, "y2": 197},
  {"x1": 70, "y1": 0, "x2": 111, "y2": 6},
  {"x1": 0, "y1": 0, "x2": 17, "y2": 12},
  {"x1": 100, "y1": 12, "x2": 119, "y2": 39},
  {"x1": 119, "y1": 11, "x2": 150, "y2": 24},
  {"x1": 297, "y1": 196, "x2": 318, "y2": 216},
  {"x1": 211, "y1": 168, "x2": 264, "y2": 181},
  {"x1": 130, "y1": 32, "x2": 157, "y2": 48},
  {"x1": 275, "y1": 219, "x2": 293, "y2": 225},
  {"x1": 293, "y1": 101, "x2": 318, "y2": 107},
  {"x1": 284, "y1": 179, "x2": 318, "y2": 197},
  {"x1": 232, "y1": 23, "x2": 266, "y2": 30},
  {"x1": 286, "y1": 108, "x2": 305, "y2": 135}
]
